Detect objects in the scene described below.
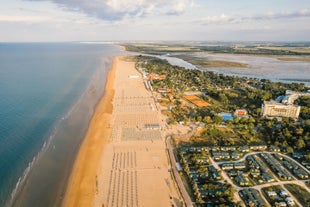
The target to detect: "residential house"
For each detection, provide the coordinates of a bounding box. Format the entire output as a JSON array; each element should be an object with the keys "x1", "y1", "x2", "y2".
[
  {"x1": 234, "y1": 162, "x2": 246, "y2": 170},
  {"x1": 221, "y1": 163, "x2": 234, "y2": 170},
  {"x1": 235, "y1": 173, "x2": 250, "y2": 186}
]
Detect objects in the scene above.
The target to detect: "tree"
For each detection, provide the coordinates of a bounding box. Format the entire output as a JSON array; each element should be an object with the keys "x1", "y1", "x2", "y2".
[
  {"x1": 297, "y1": 138, "x2": 306, "y2": 150},
  {"x1": 283, "y1": 128, "x2": 292, "y2": 138},
  {"x1": 286, "y1": 146, "x2": 294, "y2": 153},
  {"x1": 248, "y1": 117, "x2": 256, "y2": 123},
  {"x1": 233, "y1": 117, "x2": 240, "y2": 124},
  {"x1": 219, "y1": 93, "x2": 229, "y2": 105},
  {"x1": 296, "y1": 128, "x2": 304, "y2": 136},
  {"x1": 213, "y1": 116, "x2": 224, "y2": 124},
  {"x1": 227, "y1": 120, "x2": 233, "y2": 127},
  {"x1": 282, "y1": 140, "x2": 288, "y2": 148},
  {"x1": 261, "y1": 91, "x2": 272, "y2": 100},
  {"x1": 196, "y1": 116, "x2": 202, "y2": 122},
  {"x1": 255, "y1": 108, "x2": 262, "y2": 116},
  {"x1": 240, "y1": 117, "x2": 248, "y2": 124},
  {"x1": 305, "y1": 153, "x2": 310, "y2": 162},
  {"x1": 203, "y1": 116, "x2": 212, "y2": 124}
]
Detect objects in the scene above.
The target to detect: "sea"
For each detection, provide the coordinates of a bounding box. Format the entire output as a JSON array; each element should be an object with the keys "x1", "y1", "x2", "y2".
[{"x1": 0, "y1": 42, "x2": 122, "y2": 207}]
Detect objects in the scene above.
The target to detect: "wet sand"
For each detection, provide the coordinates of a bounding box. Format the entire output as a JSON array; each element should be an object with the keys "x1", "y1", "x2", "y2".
[
  {"x1": 63, "y1": 57, "x2": 181, "y2": 207},
  {"x1": 62, "y1": 57, "x2": 116, "y2": 207}
]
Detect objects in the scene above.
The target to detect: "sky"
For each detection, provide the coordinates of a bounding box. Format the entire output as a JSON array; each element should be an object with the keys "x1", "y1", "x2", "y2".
[{"x1": 0, "y1": 0, "x2": 310, "y2": 42}]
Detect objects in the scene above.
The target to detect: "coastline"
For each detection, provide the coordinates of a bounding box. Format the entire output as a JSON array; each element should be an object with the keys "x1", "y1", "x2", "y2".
[
  {"x1": 4, "y1": 46, "x2": 116, "y2": 207},
  {"x1": 63, "y1": 55, "x2": 182, "y2": 207},
  {"x1": 61, "y1": 57, "x2": 117, "y2": 207}
]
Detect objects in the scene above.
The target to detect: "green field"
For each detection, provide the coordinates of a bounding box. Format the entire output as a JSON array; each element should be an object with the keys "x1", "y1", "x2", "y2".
[
  {"x1": 175, "y1": 55, "x2": 248, "y2": 68},
  {"x1": 123, "y1": 44, "x2": 200, "y2": 54},
  {"x1": 123, "y1": 42, "x2": 310, "y2": 56}
]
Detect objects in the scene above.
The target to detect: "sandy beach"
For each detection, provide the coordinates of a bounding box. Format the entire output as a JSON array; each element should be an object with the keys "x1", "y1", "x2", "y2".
[
  {"x1": 61, "y1": 57, "x2": 115, "y2": 207},
  {"x1": 62, "y1": 56, "x2": 182, "y2": 207}
]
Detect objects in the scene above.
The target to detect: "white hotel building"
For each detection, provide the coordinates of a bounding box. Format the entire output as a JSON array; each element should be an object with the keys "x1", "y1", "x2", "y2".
[{"x1": 262, "y1": 101, "x2": 301, "y2": 119}]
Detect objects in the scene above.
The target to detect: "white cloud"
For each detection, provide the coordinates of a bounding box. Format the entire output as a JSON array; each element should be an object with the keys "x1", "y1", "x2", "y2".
[
  {"x1": 195, "y1": 9, "x2": 310, "y2": 25},
  {"x1": 251, "y1": 9, "x2": 310, "y2": 21},
  {"x1": 27, "y1": 0, "x2": 194, "y2": 20},
  {"x1": 0, "y1": 15, "x2": 51, "y2": 23},
  {"x1": 198, "y1": 14, "x2": 229, "y2": 24}
]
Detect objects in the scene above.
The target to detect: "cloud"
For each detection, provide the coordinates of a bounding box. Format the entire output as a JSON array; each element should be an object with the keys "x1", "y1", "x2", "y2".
[
  {"x1": 251, "y1": 9, "x2": 310, "y2": 21},
  {"x1": 27, "y1": 0, "x2": 193, "y2": 21},
  {"x1": 198, "y1": 14, "x2": 230, "y2": 24},
  {"x1": 196, "y1": 9, "x2": 310, "y2": 25},
  {"x1": 0, "y1": 15, "x2": 52, "y2": 23}
]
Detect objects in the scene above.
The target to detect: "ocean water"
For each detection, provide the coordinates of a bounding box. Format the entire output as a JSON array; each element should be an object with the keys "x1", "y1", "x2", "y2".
[{"x1": 0, "y1": 43, "x2": 121, "y2": 206}]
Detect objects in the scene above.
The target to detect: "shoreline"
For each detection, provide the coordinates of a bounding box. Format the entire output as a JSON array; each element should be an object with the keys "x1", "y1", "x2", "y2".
[
  {"x1": 61, "y1": 57, "x2": 117, "y2": 207},
  {"x1": 63, "y1": 55, "x2": 182, "y2": 207},
  {"x1": 6, "y1": 55, "x2": 114, "y2": 207}
]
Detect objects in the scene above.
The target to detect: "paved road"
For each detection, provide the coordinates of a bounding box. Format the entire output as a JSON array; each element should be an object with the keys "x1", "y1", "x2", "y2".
[
  {"x1": 208, "y1": 156, "x2": 246, "y2": 206},
  {"x1": 166, "y1": 144, "x2": 310, "y2": 207},
  {"x1": 214, "y1": 151, "x2": 310, "y2": 207},
  {"x1": 166, "y1": 136, "x2": 193, "y2": 207}
]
